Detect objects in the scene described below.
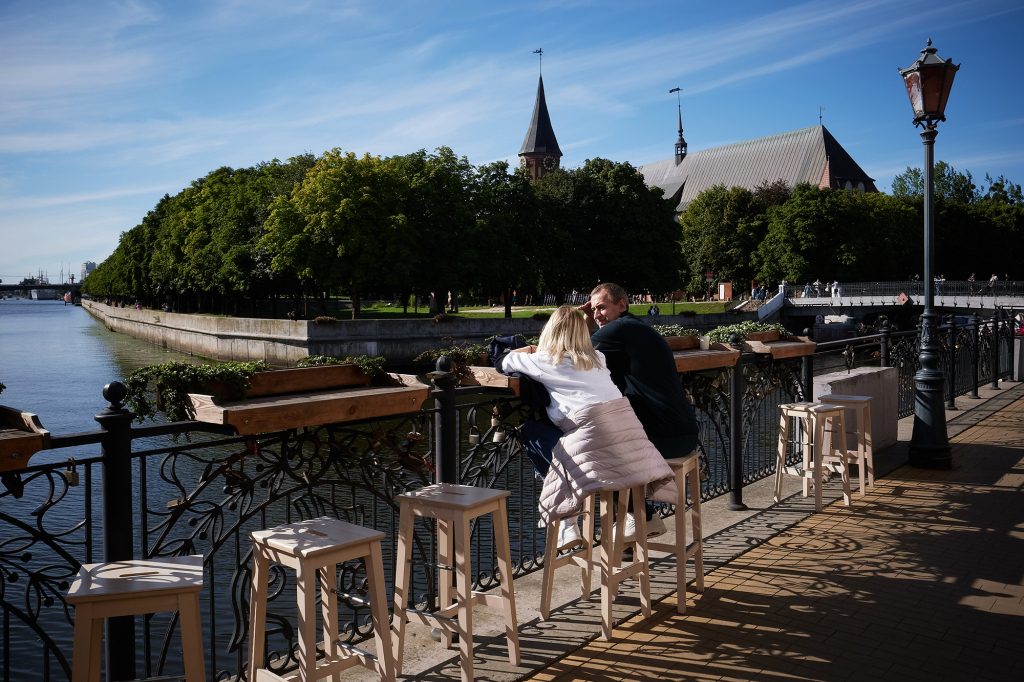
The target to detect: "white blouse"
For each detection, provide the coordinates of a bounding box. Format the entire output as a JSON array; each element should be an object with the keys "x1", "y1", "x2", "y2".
[{"x1": 499, "y1": 349, "x2": 622, "y2": 426}]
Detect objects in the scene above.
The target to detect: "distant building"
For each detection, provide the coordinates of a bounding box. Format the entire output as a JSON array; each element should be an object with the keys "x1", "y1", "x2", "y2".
[
  {"x1": 639, "y1": 124, "x2": 877, "y2": 212},
  {"x1": 81, "y1": 261, "x2": 96, "y2": 281},
  {"x1": 518, "y1": 74, "x2": 562, "y2": 181}
]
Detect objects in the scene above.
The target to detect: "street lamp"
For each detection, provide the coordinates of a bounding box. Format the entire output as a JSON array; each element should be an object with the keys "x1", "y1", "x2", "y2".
[{"x1": 900, "y1": 39, "x2": 958, "y2": 468}]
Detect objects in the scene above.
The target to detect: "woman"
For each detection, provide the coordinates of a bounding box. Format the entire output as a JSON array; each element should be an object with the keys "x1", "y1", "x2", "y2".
[{"x1": 499, "y1": 306, "x2": 675, "y2": 550}]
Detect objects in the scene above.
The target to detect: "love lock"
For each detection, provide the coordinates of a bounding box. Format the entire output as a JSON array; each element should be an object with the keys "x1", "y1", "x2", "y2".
[
  {"x1": 491, "y1": 416, "x2": 500, "y2": 427},
  {"x1": 492, "y1": 429, "x2": 507, "y2": 443},
  {"x1": 467, "y1": 426, "x2": 481, "y2": 446},
  {"x1": 62, "y1": 459, "x2": 80, "y2": 487}
]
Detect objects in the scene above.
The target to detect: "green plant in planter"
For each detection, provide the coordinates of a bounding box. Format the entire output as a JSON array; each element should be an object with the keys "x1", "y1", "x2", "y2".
[
  {"x1": 124, "y1": 360, "x2": 269, "y2": 423},
  {"x1": 652, "y1": 324, "x2": 700, "y2": 337},
  {"x1": 297, "y1": 354, "x2": 390, "y2": 384},
  {"x1": 706, "y1": 321, "x2": 787, "y2": 344},
  {"x1": 414, "y1": 340, "x2": 489, "y2": 381}
]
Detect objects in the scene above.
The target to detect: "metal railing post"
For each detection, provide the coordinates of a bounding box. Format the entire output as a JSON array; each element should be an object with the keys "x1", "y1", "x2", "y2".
[
  {"x1": 728, "y1": 339, "x2": 747, "y2": 511},
  {"x1": 879, "y1": 317, "x2": 891, "y2": 368},
  {"x1": 429, "y1": 357, "x2": 459, "y2": 484},
  {"x1": 990, "y1": 313, "x2": 1001, "y2": 390},
  {"x1": 969, "y1": 314, "x2": 981, "y2": 398},
  {"x1": 94, "y1": 381, "x2": 136, "y2": 682},
  {"x1": 946, "y1": 315, "x2": 957, "y2": 410}
]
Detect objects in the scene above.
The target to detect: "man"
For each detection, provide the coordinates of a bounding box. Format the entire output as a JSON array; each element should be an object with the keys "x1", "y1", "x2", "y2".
[{"x1": 581, "y1": 282, "x2": 701, "y2": 538}]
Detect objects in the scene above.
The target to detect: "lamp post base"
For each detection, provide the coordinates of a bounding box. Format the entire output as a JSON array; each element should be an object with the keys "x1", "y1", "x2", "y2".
[{"x1": 908, "y1": 367, "x2": 952, "y2": 469}]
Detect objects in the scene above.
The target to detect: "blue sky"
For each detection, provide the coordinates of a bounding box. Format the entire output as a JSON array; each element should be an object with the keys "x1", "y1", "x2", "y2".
[{"x1": 2, "y1": 0, "x2": 1022, "y2": 284}]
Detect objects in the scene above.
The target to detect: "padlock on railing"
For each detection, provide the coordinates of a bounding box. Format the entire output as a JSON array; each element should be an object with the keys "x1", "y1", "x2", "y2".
[
  {"x1": 492, "y1": 428, "x2": 507, "y2": 443},
  {"x1": 61, "y1": 459, "x2": 79, "y2": 487},
  {"x1": 468, "y1": 425, "x2": 481, "y2": 446}
]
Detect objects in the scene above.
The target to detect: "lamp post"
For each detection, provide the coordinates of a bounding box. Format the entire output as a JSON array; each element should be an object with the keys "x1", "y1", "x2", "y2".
[{"x1": 900, "y1": 39, "x2": 958, "y2": 468}]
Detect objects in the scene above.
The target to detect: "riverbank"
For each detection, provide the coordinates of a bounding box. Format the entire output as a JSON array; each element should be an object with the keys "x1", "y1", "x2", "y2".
[{"x1": 82, "y1": 300, "x2": 755, "y2": 365}]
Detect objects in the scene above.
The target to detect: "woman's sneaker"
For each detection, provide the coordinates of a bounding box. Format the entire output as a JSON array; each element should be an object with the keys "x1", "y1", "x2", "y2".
[
  {"x1": 557, "y1": 518, "x2": 584, "y2": 551},
  {"x1": 615, "y1": 512, "x2": 667, "y2": 543}
]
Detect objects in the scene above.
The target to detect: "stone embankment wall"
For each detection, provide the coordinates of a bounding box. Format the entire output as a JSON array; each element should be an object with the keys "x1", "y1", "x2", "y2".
[{"x1": 83, "y1": 301, "x2": 754, "y2": 365}]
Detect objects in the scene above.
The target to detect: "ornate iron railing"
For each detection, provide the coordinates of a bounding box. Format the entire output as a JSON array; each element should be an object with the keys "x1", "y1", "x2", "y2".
[{"x1": 0, "y1": 311, "x2": 1016, "y2": 680}]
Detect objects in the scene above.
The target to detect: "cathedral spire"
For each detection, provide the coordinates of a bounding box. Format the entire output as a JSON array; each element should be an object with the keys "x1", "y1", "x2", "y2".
[
  {"x1": 671, "y1": 87, "x2": 687, "y2": 164},
  {"x1": 519, "y1": 49, "x2": 562, "y2": 180}
]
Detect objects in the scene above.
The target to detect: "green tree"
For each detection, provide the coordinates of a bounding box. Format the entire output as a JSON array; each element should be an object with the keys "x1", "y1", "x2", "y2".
[
  {"x1": 471, "y1": 161, "x2": 541, "y2": 317},
  {"x1": 891, "y1": 161, "x2": 979, "y2": 203}
]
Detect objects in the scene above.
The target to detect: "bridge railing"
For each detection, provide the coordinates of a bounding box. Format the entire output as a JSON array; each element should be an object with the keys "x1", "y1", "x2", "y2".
[
  {"x1": 784, "y1": 279, "x2": 1024, "y2": 301},
  {"x1": 0, "y1": 314, "x2": 1016, "y2": 681}
]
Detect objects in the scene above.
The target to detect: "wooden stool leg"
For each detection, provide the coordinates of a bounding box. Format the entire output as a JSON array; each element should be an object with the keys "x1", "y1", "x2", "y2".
[
  {"x1": 437, "y1": 517, "x2": 455, "y2": 650},
  {"x1": 632, "y1": 486, "x2": 652, "y2": 619},
  {"x1": 802, "y1": 416, "x2": 813, "y2": 500},
  {"x1": 366, "y1": 542, "x2": 396, "y2": 682},
  {"x1": 835, "y1": 412, "x2": 851, "y2": 505},
  {"x1": 319, "y1": 565, "x2": 340, "y2": 682},
  {"x1": 391, "y1": 506, "x2": 414, "y2": 676},
  {"x1": 863, "y1": 403, "x2": 875, "y2": 488},
  {"x1": 774, "y1": 411, "x2": 789, "y2": 502},
  {"x1": 178, "y1": 593, "x2": 206, "y2": 682},
  {"x1": 538, "y1": 518, "x2": 559, "y2": 620},
  {"x1": 812, "y1": 416, "x2": 824, "y2": 512},
  {"x1": 247, "y1": 549, "x2": 270, "y2": 682},
  {"x1": 296, "y1": 563, "x2": 318, "y2": 682},
  {"x1": 688, "y1": 464, "x2": 704, "y2": 593},
  {"x1": 674, "y1": 467, "x2": 688, "y2": 615},
  {"x1": 598, "y1": 491, "x2": 615, "y2": 641},
  {"x1": 580, "y1": 495, "x2": 595, "y2": 599},
  {"x1": 70, "y1": 602, "x2": 96, "y2": 682},
  {"x1": 453, "y1": 511, "x2": 474, "y2": 682},
  {"x1": 493, "y1": 498, "x2": 520, "y2": 665}
]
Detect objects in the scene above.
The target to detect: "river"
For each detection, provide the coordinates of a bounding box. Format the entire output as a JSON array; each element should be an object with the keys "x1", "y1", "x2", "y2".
[{"x1": 0, "y1": 298, "x2": 199, "y2": 438}]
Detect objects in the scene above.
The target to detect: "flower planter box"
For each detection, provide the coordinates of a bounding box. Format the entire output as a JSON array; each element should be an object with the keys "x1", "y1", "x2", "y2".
[
  {"x1": 673, "y1": 343, "x2": 741, "y2": 372},
  {"x1": 743, "y1": 330, "x2": 781, "y2": 343},
  {"x1": 742, "y1": 335, "x2": 816, "y2": 359},
  {"x1": 462, "y1": 366, "x2": 521, "y2": 396},
  {"x1": 0, "y1": 406, "x2": 51, "y2": 473},
  {"x1": 663, "y1": 335, "x2": 701, "y2": 351},
  {"x1": 187, "y1": 366, "x2": 429, "y2": 435}
]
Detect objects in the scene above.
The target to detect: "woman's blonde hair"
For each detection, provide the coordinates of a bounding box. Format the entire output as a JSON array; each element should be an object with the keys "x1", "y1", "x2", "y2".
[{"x1": 538, "y1": 305, "x2": 602, "y2": 371}]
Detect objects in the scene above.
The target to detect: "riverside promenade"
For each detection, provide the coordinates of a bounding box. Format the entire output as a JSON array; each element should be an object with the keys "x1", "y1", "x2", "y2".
[{"x1": 380, "y1": 380, "x2": 1024, "y2": 681}]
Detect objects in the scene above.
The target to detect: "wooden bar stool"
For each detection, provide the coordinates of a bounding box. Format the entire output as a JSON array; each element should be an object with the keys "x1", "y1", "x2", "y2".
[
  {"x1": 391, "y1": 483, "x2": 519, "y2": 682},
  {"x1": 819, "y1": 394, "x2": 875, "y2": 495},
  {"x1": 248, "y1": 517, "x2": 394, "y2": 682},
  {"x1": 538, "y1": 494, "x2": 596, "y2": 620},
  {"x1": 774, "y1": 402, "x2": 851, "y2": 512},
  {"x1": 67, "y1": 555, "x2": 205, "y2": 682},
  {"x1": 648, "y1": 452, "x2": 705, "y2": 614},
  {"x1": 538, "y1": 484, "x2": 653, "y2": 641}
]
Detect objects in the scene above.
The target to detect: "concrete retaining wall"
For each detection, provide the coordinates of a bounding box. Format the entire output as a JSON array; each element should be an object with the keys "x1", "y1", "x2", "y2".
[
  {"x1": 812, "y1": 366, "x2": 898, "y2": 450},
  {"x1": 83, "y1": 301, "x2": 756, "y2": 365}
]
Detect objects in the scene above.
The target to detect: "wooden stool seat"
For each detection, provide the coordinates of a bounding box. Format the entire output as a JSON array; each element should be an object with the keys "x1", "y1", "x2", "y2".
[
  {"x1": 819, "y1": 394, "x2": 875, "y2": 495},
  {"x1": 392, "y1": 483, "x2": 519, "y2": 682},
  {"x1": 774, "y1": 402, "x2": 851, "y2": 511},
  {"x1": 67, "y1": 555, "x2": 206, "y2": 682},
  {"x1": 538, "y1": 484, "x2": 654, "y2": 641},
  {"x1": 248, "y1": 516, "x2": 394, "y2": 681},
  {"x1": 649, "y1": 452, "x2": 705, "y2": 614}
]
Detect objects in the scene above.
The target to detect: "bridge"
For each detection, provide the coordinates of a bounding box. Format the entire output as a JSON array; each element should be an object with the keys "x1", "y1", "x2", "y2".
[
  {"x1": 755, "y1": 279, "x2": 1024, "y2": 322},
  {"x1": 0, "y1": 282, "x2": 81, "y2": 295}
]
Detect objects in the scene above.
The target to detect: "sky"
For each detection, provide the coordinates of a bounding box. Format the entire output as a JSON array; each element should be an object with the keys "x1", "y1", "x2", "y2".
[{"x1": 2, "y1": 0, "x2": 1022, "y2": 285}]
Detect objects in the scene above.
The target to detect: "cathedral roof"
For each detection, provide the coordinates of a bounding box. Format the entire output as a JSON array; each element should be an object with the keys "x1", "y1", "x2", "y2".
[{"x1": 639, "y1": 125, "x2": 876, "y2": 210}]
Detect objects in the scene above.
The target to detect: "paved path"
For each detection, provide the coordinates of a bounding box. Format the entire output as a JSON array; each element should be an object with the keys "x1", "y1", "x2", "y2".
[{"x1": 528, "y1": 390, "x2": 1024, "y2": 681}]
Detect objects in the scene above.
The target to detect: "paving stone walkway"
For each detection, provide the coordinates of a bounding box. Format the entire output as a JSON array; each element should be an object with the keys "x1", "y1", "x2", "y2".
[{"x1": 527, "y1": 388, "x2": 1024, "y2": 681}]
